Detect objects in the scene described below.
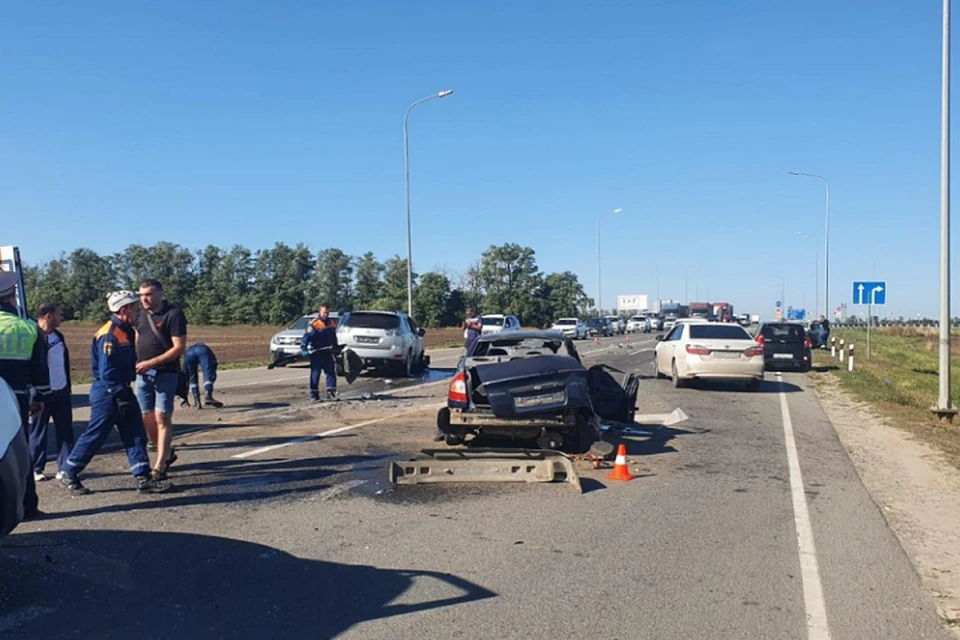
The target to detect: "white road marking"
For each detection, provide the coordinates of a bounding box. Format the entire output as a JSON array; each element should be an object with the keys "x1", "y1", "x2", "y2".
[
  {"x1": 777, "y1": 373, "x2": 831, "y2": 639},
  {"x1": 232, "y1": 402, "x2": 446, "y2": 459}
]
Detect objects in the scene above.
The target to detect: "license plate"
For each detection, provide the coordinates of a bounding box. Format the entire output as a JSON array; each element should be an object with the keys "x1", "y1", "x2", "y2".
[
  {"x1": 356, "y1": 336, "x2": 379, "y2": 344},
  {"x1": 714, "y1": 351, "x2": 740, "y2": 359},
  {"x1": 773, "y1": 353, "x2": 793, "y2": 359},
  {"x1": 515, "y1": 391, "x2": 565, "y2": 408}
]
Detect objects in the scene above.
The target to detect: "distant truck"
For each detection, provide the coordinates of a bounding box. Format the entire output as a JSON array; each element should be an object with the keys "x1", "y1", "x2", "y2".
[
  {"x1": 751, "y1": 314, "x2": 761, "y2": 325},
  {"x1": 713, "y1": 302, "x2": 734, "y2": 323},
  {"x1": 689, "y1": 302, "x2": 713, "y2": 319}
]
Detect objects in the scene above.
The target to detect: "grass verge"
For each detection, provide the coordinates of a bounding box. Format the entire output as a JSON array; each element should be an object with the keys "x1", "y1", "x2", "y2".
[{"x1": 809, "y1": 328, "x2": 960, "y2": 469}]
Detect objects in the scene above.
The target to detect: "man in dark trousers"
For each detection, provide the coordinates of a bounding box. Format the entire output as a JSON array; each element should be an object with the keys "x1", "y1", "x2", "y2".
[
  {"x1": 819, "y1": 314, "x2": 831, "y2": 349},
  {"x1": 28, "y1": 303, "x2": 75, "y2": 482},
  {"x1": 0, "y1": 272, "x2": 49, "y2": 519},
  {"x1": 59, "y1": 291, "x2": 170, "y2": 495},
  {"x1": 301, "y1": 304, "x2": 339, "y2": 402},
  {"x1": 179, "y1": 343, "x2": 223, "y2": 409}
]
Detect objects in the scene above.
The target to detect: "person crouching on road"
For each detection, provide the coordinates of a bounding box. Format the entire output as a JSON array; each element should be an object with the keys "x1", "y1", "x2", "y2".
[
  {"x1": 59, "y1": 291, "x2": 171, "y2": 495},
  {"x1": 28, "y1": 303, "x2": 75, "y2": 482},
  {"x1": 301, "y1": 304, "x2": 338, "y2": 402},
  {"x1": 179, "y1": 343, "x2": 223, "y2": 409}
]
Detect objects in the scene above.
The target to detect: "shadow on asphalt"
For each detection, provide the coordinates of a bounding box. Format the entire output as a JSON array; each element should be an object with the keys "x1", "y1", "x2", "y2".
[
  {"x1": 0, "y1": 529, "x2": 497, "y2": 638},
  {"x1": 617, "y1": 425, "x2": 708, "y2": 458},
  {"x1": 687, "y1": 380, "x2": 803, "y2": 393},
  {"x1": 39, "y1": 454, "x2": 384, "y2": 520}
]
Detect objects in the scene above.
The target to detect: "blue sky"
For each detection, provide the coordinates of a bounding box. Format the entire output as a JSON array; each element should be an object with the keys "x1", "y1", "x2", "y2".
[{"x1": 0, "y1": 0, "x2": 952, "y2": 319}]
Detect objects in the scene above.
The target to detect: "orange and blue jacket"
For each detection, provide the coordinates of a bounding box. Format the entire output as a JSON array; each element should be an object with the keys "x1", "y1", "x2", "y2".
[
  {"x1": 301, "y1": 317, "x2": 339, "y2": 352},
  {"x1": 91, "y1": 316, "x2": 137, "y2": 396}
]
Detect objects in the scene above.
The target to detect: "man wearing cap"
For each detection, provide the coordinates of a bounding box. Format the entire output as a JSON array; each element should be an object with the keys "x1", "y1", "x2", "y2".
[
  {"x1": 0, "y1": 271, "x2": 49, "y2": 519},
  {"x1": 59, "y1": 291, "x2": 170, "y2": 495}
]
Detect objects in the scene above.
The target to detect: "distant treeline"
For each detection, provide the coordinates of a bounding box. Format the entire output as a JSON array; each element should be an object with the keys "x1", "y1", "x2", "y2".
[{"x1": 23, "y1": 242, "x2": 594, "y2": 328}]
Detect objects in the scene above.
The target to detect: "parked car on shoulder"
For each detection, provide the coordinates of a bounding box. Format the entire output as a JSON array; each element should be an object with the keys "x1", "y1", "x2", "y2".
[
  {"x1": 756, "y1": 321, "x2": 812, "y2": 371},
  {"x1": 270, "y1": 312, "x2": 339, "y2": 363},
  {"x1": 337, "y1": 311, "x2": 426, "y2": 377},
  {"x1": 654, "y1": 322, "x2": 764, "y2": 389},
  {"x1": 437, "y1": 330, "x2": 639, "y2": 452},
  {"x1": 551, "y1": 317, "x2": 587, "y2": 340},
  {"x1": 480, "y1": 314, "x2": 521, "y2": 334}
]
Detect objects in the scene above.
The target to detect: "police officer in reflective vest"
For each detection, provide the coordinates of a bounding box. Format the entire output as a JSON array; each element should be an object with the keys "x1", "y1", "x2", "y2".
[
  {"x1": 301, "y1": 303, "x2": 339, "y2": 401},
  {"x1": 59, "y1": 291, "x2": 171, "y2": 495},
  {"x1": 0, "y1": 272, "x2": 49, "y2": 519}
]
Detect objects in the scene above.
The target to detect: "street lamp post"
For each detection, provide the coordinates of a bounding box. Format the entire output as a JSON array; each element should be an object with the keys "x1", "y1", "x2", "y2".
[
  {"x1": 597, "y1": 208, "x2": 623, "y2": 316},
  {"x1": 797, "y1": 232, "x2": 820, "y2": 319},
  {"x1": 404, "y1": 89, "x2": 454, "y2": 317},
  {"x1": 790, "y1": 171, "x2": 830, "y2": 322},
  {"x1": 935, "y1": 0, "x2": 956, "y2": 421}
]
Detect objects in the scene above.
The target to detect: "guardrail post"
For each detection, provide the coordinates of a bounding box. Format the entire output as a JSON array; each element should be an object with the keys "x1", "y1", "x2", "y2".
[
  {"x1": 830, "y1": 336, "x2": 836, "y2": 357},
  {"x1": 848, "y1": 343, "x2": 855, "y2": 372},
  {"x1": 839, "y1": 338, "x2": 845, "y2": 363}
]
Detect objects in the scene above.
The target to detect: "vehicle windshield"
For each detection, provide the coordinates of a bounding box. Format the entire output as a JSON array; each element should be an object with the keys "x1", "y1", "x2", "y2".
[
  {"x1": 760, "y1": 324, "x2": 806, "y2": 340},
  {"x1": 290, "y1": 316, "x2": 314, "y2": 330},
  {"x1": 340, "y1": 313, "x2": 400, "y2": 330},
  {"x1": 689, "y1": 325, "x2": 752, "y2": 340},
  {"x1": 481, "y1": 315, "x2": 506, "y2": 326},
  {"x1": 586, "y1": 319, "x2": 603, "y2": 327},
  {"x1": 471, "y1": 337, "x2": 567, "y2": 357},
  {"x1": 554, "y1": 319, "x2": 576, "y2": 326}
]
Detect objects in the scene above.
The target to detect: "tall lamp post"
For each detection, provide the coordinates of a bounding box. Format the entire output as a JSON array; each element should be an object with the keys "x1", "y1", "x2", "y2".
[
  {"x1": 797, "y1": 232, "x2": 819, "y2": 319},
  {"x1": 935, "y1": 0, "x2": 956, "y2": 421},
  {"x1": 597, "y1": 207, "x2": 623, "y2": 316},
  {"x1": 404, "y1": 89, "x2": 454, "y2": 317},
  {"x1": 790, "y1": 171, "x2": 830, "y2": 321}
]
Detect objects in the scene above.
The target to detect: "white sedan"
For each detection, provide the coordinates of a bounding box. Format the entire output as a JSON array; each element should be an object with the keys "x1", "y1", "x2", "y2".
[{"x1": 654, "y1": 322, "x2": 764, "y2": 389}]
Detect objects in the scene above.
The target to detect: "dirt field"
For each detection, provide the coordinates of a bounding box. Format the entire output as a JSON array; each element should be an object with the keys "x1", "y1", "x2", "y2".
[{"x1": 57, "y1": 323, "x2": 464, "y2": 383}]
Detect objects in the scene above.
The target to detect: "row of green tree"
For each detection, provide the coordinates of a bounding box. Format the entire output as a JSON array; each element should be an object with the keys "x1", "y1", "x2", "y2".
[{"x1": 23, "y1": 242, "x2": 594, "y2": 328}]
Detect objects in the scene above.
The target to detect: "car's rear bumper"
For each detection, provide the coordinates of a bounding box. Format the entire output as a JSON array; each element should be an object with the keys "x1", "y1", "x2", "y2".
[
  {"x1": 682, "y1": 358, "x2": 764, "y2": 379},
  {"x1": 344, "y1": 343, "x2": 408, "y2": 363},
  {"x1": 446, "y1": 407, "x2": 576, "y2": 431}
]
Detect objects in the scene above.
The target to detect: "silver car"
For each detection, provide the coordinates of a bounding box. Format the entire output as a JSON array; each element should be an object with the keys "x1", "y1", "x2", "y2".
[
  {"x1": 550, "y1": 317, "x2": 587, "y2": 340},
  {"x1": 480, "y1": 314, "x2": 521, "y2": 335},
  {"x1": 269, "y1": 313, "x2": 340, "y2": 363},
  {"x1": 337, "y1": 311, "x2": 427, "y2": 376}
]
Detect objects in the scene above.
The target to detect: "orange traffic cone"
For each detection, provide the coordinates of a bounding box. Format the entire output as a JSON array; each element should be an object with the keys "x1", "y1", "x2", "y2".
[
  {"x1": 594, "y1": 337, "x2": 599, "y2": 345},
  {"x1": 607, "y1": 444, "x2": 635, "y2": 481},
  {"x1": 625, "y1": 335, "x2": 631, "y2": 344}
]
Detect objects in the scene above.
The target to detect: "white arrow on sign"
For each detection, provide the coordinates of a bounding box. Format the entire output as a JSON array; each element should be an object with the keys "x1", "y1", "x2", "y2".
[
  {"x1": 857, "y1": 283, "x2": 865, "y2": 305},
  {"x1": 871, "y1": 285, "x2": 884, "y2": 304}
]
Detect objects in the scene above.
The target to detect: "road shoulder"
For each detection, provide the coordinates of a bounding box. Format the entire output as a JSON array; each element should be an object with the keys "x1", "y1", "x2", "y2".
[{"x1": 814, "y1": 374, "x2": 960, "y2": 635}]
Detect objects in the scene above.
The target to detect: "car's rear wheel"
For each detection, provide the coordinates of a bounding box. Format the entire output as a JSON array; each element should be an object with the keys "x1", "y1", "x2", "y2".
[
  {"x1": 537, "y1": 430, "x2": 564, "y2": 450},
  {"x1": 671, "y1": 360, "x2": 685, "y2": 388}
]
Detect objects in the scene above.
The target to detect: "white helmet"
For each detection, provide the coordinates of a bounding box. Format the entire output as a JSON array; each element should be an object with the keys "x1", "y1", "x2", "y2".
[{"x1": 106, "y1": 290, "x2": 138, "y2": 312}]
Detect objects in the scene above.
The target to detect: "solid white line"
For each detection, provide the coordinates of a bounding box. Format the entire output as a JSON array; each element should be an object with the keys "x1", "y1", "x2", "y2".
[
  {"x1": 777, "y1": 374, "x2": 831, "y2": 639},
  {"x1": 232, "y1": 402, "x2": 446, "y2": 459}
]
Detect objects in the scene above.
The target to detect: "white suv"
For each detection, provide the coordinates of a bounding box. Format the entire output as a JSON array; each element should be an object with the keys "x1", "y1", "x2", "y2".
[
  {"x1": 550, "y1": 317, "x2": 587, "y2": 340},
  {"x1": 626, "y1": 314, "x2": 652, "y2": 333},
  {"x1": 480, "y1": 314, "x2": 521, "y2": 334},
  {"x1": 338, "y1": 311, "x2": 426, "y2": 376}
]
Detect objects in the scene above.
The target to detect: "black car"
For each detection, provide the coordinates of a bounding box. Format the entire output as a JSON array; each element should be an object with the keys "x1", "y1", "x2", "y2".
[
  {"x1": 586, "y1": 318, "x2": 613, "y2": 337},
  {"x1": 437, "y1": 330, "x2": 639, "y2": 452},
  {"x1": 756, "y1": 322, "x2": 812, "y2": 371}
]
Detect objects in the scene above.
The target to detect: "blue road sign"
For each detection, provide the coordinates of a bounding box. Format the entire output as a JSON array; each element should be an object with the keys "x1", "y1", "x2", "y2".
[{"x1": 853, "y1": 281, "x2": 886, "y2": 306}]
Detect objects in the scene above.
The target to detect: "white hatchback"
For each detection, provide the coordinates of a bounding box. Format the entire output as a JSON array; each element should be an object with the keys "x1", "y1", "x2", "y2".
[
  {"x1": 550, "y1": 317, "x2": 587, "y2": 340},
  {"x1": 654, "y1": 322, "x2": 764, "y2": 389}
]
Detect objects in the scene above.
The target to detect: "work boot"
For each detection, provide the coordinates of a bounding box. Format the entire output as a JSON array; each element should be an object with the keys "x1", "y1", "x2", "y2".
[
  {"x1": 205, "y1": 392, "x2": 223, "y2": 408},
  {"x1": 59, "y1": 472, "x2": 90, "y2": 496},
  {"x1": 192, "y1": 392, "x2": 203, "y2": 409},
  {"x1": 137, "y1": 472, "x2": 172, "y2": 494},
  {"x1": 326, "y1": 389, "x2": 339, "y2": 401}
]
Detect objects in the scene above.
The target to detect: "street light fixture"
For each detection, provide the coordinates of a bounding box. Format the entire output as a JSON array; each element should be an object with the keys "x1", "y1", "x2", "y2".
[
  {"x1": 597, "y1": 208, "x2": 623, "y2": 317},
  {"x1": 404, "y1": 89, "x2": 454, "y2": 317},
  {"x1": 790, "y1": 171, "x2": 830, "y2": 322},
  {"x1": 797, "y1": 232, "x2": 819, "y2": 319}
]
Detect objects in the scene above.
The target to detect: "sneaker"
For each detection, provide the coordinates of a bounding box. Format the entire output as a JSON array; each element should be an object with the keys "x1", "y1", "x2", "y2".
[
  {"x1": 55, "y1": 470, "x2": 64, "y2": 481},
  {"x1": 33, "y1": 471, "x2": 47, "y2": 482},
  {"x1": 137, "y1": 472, "x2": 172, "y2": 494},
  {"x1": 326, "y1": 390, "x2": 339, "y2": 401},
  {"x1": 59, "y1": 473, "x2": 90, "y2": 496},
  {"x1": 205, "y1": 395, "x2": 224, "y2": 408}
]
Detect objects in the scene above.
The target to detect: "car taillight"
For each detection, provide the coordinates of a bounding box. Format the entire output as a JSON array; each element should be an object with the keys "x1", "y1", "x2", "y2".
[
  {"x1": 755, "y1": 334, "x2": 765, "y2": 345},
  {"x1": 385, "y1": 329, "x2": 400, "y2": 337},
  {"x1": 448, "y1": 372, "x2": 468, "y2": 404},
  {"x1": 743, "y1": 345, "x2": 764, "y2": 358},
  {"x1": 803, "y1": 336, "x2": 811, "y2": 349},
  {"x1": 686, "y1": 344, "x2": 711, "y2": 356}
]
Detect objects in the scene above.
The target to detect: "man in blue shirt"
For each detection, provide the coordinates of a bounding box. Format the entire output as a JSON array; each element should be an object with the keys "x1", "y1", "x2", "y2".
[
  {"x1": 300, "y1": 304, "x2": 339, "y2": 402},
  {"x1": 59, "y1": 291, "x2": 171, "y2": 495}
]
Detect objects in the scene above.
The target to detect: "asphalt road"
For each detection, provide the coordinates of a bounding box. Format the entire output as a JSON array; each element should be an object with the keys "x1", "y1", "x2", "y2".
[{"x1": 0, "y1": 333, "x2": 950, "y2": 639}]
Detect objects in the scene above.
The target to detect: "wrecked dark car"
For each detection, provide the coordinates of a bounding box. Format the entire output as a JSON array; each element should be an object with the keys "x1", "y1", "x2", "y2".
[{"x1": 437, "y1": 330, "x2": 639, "y2": 453}]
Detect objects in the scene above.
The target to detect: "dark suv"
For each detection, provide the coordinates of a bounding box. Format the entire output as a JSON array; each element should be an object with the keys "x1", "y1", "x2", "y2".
[{"x1": 755, "y1": 322, "x2": 812, "y2": 371}]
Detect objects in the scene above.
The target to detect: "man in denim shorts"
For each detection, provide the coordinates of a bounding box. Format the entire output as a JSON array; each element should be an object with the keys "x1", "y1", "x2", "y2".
[{"x1": 135, "y1": 280, "x2": 186, "y2": 479}]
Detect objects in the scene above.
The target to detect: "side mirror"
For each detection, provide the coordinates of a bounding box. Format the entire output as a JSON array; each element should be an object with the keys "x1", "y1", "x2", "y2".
[
  {"x1": 655, "y1": 334, "x2": 665, "y2": 341},
  {"x1": 417, "y1": 328, "x2": 426, "y2": 337}
]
